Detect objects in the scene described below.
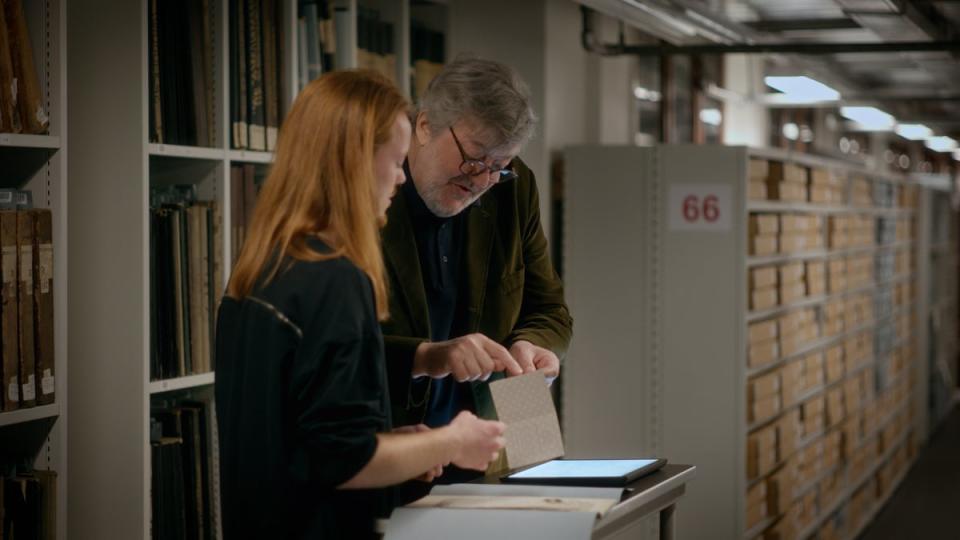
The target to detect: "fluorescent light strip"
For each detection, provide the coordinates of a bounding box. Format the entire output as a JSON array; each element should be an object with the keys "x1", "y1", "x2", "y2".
[
  {"x1": 896, "y1": 124, "x2": 933, "y2": 141},
  {"x1": 925, "y1": 136, "x2": 958, "y2": 153},
  {"x1": 699, "y1": 108, "x2": 722, "y2": 126},
  {"x1": 840, "y1": 107, "x2": 895, "y2": 131},
  {"x1": 765, "y1": 76, "x2": 841, "y2": 102}
]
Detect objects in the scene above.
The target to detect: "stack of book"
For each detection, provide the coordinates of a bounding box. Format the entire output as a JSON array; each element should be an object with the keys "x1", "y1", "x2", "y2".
[
  {"x1": 0, "y1": 192, "x2": 55, "y2": 412},
  {"x1": 297, "y1": 0, "x2": 337, "y2": 90},
  {"x1": 150, "y1": 186, "x2": 223, "y2": 382},
  {"x1": 229, "y1": 164, "x2": 267, "y2": 267},
  {"x1": 148, "y1": 0, "x2": 217, "y2": 147},
  {"x1": 230, "y1": 0, "x2": 287, "y2": 152},
  {"x1": 0, "y1": 0, "x2": 49, "y2": 134},
  {"x1": 151, "y1": 398, "x2": 219, "y2": 540},
  {"x1": 357, "y1": 8, "x2": 397, "y2": 85},
  {"x1": 410, "y1": 23, "x2": 445, "y2": 101},
  {"x1": 1, "y1": 470, "x2": 57, "y2": 539}
]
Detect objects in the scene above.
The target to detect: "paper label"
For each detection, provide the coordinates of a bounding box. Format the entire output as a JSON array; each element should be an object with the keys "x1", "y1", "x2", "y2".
[
  {"x1": 42, "y1": 369, "x2": 54, "y2": 395},
  {"x1": 2, "y1": 246, "x2": 15, "y2": 284},
  {"x1": 23, "y1": 375, "x2": 36, "y2": 401},
  {"x1": 39, "y1": 244, "x2": 52, "y2": 294},
  {"x1": 20, "y1": 244, "x2": 32, "y2": 289},
  {"x1": 7, "y1": 379, "x2": 18, "y2": 401}
]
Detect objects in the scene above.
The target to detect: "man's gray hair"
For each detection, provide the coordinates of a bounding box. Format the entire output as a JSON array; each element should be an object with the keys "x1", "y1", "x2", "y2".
[{"x1": 415, "y1": 55, "x2": 537, "y2": 152}]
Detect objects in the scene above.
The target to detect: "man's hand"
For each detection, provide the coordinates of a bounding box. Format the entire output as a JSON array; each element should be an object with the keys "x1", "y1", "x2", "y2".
[
  {"x1": 392, "y1": 424, "x2": 444, "y2": 482},
  {"x1": 413, "y1": 334, "x2": 524, "y2": 382},
  {"x1": 509, "y1": 340, "x2": 560, "y2": 385}
]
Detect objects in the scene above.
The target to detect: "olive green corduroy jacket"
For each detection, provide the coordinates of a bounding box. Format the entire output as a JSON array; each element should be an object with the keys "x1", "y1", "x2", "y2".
[{"x1": 380, "y1": 159, "x2": 573, "y2": 427}]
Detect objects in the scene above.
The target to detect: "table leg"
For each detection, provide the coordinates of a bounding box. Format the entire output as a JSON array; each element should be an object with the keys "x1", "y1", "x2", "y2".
[{"x1": 659, "y1": 504, "x2": 676, "y2": 540}]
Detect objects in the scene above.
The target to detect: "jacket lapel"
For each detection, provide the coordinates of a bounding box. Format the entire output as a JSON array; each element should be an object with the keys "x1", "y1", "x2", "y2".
[{"x1": 382, "y1": 192, "x2": 430, "y2": 338}]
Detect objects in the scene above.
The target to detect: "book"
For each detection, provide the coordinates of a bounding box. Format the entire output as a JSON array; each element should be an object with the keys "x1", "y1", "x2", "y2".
[
  {"x1": 169, "y1": 206, "x2": 186, "y2": 377},
  {"x1": 152, "y1": 437, "x2": 187, "y2": 540},
  {"x1": 4, "y1": 0, "x2": 48, "y2": 133},
  {"x1": 229, "y1": 165, "x2": 243, "y2": 265},
  {"x1": 0, "y1": 8, "x2": 22, "y2": 134},
  {"x1": 149, "y1": 0, "x2": 164, "y2": 143},
  {"x1": 32, "y1": 209, "x2": 54, "y2": 405},
  {"x1": 187, "y1": 0, "x2": 211, "y2": 147},
  {"x1": 36, "y1": 469, "x2": 57, "y2": 540},
  {"x1": 0, "y1": 211, "x2": 18, "y2": 410},
  {"x1": 232, "y1": 0, "x2": 249, "y2": 149},
  {"x1": 262, "y1": 0, "x2": 279, "y2": 151},
  {"x1": 246, "y1": 0, "x2": 266, "y2": 151},
  {"x1": 149, "y1": 0, "x2": 214, "y2": 145},
  {"x1": 16, "y1": 211, "x2": 36, "y2": 407},
  {"x1": 151, "y1": 189, "x2": 219, "y2": 380},
  {"x1": 186, "y1": 205, "x2": 204, "y2": 374}
]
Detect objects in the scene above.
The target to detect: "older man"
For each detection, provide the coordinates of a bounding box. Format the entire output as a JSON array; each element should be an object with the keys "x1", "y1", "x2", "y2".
[{"x1": 381, "y1": 56, "x2": 572, "y2": 442}]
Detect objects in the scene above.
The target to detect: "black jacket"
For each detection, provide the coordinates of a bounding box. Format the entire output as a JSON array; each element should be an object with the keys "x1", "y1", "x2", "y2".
[{"x1": 215, "y1": 241, "x2": 390, "y2": 539}]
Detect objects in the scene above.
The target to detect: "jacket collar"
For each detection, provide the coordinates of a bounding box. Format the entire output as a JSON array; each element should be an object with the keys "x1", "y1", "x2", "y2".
[{"x1": 382, "y1": 177, "x2": 499, "y2": 337}]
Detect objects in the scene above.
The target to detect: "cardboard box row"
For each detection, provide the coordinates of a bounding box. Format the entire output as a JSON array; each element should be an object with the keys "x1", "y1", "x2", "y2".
[
  {"x1": 747, "y1": 307, "x2": 820, "y2": 370},
  {"x1": 749, "y1": 233, "x2": 824, "y2": 256},
  {"x1": 850, "y1": 177, "x2": 873, "y2": 206},
  {"x1": 747, "y1": 408, "x2": 801, "y2": 481}
]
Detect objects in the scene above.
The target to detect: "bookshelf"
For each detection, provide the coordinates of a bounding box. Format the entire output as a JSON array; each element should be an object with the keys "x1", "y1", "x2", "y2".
[
  {"x1": 0, "y1": 0, "x2": 68, "y2": 538},
  {"x1": 69, "y1": 0, "x2": 449, "y2": 537},
  {"x1": 561, "y1": 145, "x2": 937, "y2": 540}
]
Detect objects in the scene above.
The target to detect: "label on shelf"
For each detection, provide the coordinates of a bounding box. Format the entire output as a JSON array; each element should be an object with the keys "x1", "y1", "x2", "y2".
[
  {"x1": 8, "y1": 379, "x2": 18, "y2": 401},
  {"x1": 42, "y1": 369, "x2": 54, "y2": 395},
  {"x1": 668, "y1": 184, "x2": 732, "y2": 232},
  {"x1": 22, "y1": 375, "x2": 36, "y2": 401}
]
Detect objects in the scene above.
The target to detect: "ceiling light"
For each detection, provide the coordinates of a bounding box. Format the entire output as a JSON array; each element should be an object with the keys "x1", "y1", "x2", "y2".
[
  {"x1": 896, "y1": 124, "x2": 933, "y2": 141},
  {"x1": 840, "y1": 107, "x2": 895, "y2": 131},
  {"x1": 764, "y1": 76, "x2": 841, "y2": 102},
  {"x1": 925, "y1": 136, "x2": 958, "y2": 153},
  {"x1": 699, "y1": 108, "x2": 722, "y2": 126}
]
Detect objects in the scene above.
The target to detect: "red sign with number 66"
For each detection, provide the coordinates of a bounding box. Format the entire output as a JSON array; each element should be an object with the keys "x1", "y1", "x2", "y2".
[{"x1": 670, "y1": 185, "x2": 731, "y2": 231}]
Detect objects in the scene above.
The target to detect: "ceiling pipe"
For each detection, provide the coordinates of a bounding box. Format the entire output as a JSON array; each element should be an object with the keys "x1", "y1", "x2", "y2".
[{"x1": 581, "y1": 6, "x2": 960, "y2": 56}]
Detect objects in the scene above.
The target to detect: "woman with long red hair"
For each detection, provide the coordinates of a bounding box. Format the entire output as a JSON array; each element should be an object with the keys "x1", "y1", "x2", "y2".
[{"x1": 215, "y1": 70, "x2": 505, "y2": 540}]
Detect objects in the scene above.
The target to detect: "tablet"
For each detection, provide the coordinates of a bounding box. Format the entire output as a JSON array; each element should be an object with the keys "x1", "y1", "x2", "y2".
[{"x1": 500, "y1": 458, "x2": 667, "y2": 486}]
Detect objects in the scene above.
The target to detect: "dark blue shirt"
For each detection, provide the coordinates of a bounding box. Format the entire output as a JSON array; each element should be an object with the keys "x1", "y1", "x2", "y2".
[{"x1": 402, "y1": 166, "x2": 471, "y2": 428}]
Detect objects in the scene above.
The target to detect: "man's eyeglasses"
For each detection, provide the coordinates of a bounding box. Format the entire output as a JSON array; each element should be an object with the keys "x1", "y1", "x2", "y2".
[{"x1": 449, "y1": 127, "x2": 518, "y2": 183}]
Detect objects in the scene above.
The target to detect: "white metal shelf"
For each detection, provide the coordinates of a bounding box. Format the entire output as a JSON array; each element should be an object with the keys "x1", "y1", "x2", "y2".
[
  {"x1": 748, "y1": 201, "x2": 914, "y2": 217},
  {"x1": 0, "y1": 133, "x2": 61, "y2": 149},
  {"x1": 148, "y1": 372, "x2": 215, "y2": 394},
  {"x1": 745, "y1": 274, "x2": 915, "y2": 325},
  {"x1": 148, "y1": 143, "x2": 227, "y2": 160},
  {"x1": 0, "y1": 403, "x2": 61, "y2": 428},
  {"x1": 794, "y1": 425, "x2": 912, "y2": 540},
  {"x1": 745, "y1": 147, "x2": 899, "y2": 182},
  {"x1": 227, "y1": 149, "x2": 274, "y2": 164},
  {"x1": 747, "y1": 241, "x2": 914, "y2": 268}
]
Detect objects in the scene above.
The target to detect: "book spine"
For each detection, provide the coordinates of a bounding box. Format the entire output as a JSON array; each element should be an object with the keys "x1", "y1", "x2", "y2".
[
  {"x1": 262, "y1": 0, "x2": 279, "y2": 151},
  {"x1": 234, "y1": 0, "x2": 249, "y2": 149},
  {"x1": 149, "y1": 0, "x2": 163, "y2": 142},
  {"x1": 1, "y1": 212, "x2": 19, "y2": 409},
  {"x1": 4, "y1": 0, "x2": 48, "y2": 133},
  {"x1": 0, "y1": 6, "x2": 22, "y2": 133},
  {"x1": 16, "y1": 211, "x2": 36, "y2": 407},
  {"x1": 246, "y1": 0, "x2": 266, "y2": 151},
  {"x1": 32, "y1": 209, "x2": 54, "y2": 405}
]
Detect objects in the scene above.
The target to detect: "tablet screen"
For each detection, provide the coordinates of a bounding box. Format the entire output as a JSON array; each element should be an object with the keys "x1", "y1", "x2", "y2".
[{"x1": 507, "y1": 459, "x2": 659, "y2": 479}]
